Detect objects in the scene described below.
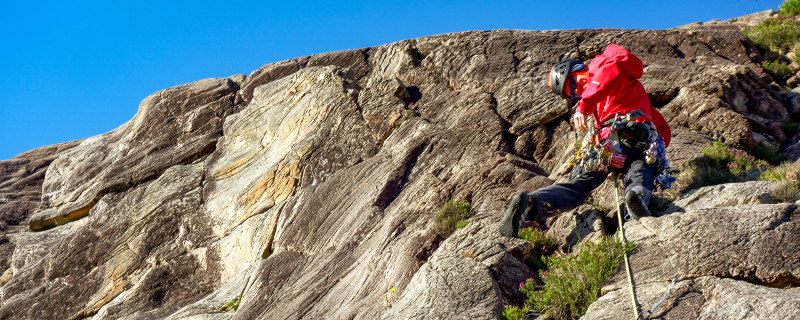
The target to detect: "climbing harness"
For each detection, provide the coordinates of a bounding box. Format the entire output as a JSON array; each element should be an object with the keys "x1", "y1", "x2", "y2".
[
  {"x1": 613, "y1": 174, "x2": 640, "y2": 319},
  {"x1": 568, "y1": 113, "x2": 676, "y2": 189}
]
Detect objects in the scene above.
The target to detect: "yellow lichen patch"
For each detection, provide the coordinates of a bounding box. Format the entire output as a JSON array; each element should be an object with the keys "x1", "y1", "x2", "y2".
[
  {"x1": 81, "y1": 249, "x2": 140, "y2": 316},
  {"x1": 213, "y1": 151, "x2": 257, "y2": 179},
  {"x1": 233, "y1": 160, "x2": 300, "y2": 229}
]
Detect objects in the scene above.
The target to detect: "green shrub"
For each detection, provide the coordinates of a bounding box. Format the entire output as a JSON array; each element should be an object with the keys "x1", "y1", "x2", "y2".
[
  {"x1": 434, "y1": 199, "x2": 474, "y2": 237},
  {"x1": 703, "y1": 142, "x2": 773, "y2": 174},
  {"x1": 756, "y1": 142, "x2": 788, "y2": 165},
  {"x1": 502, "y1": 305, "x2": 530, "y2": 320},
  {"x1": 519, "y1": 228, "x2": 558, "y2": 272},
  {"x1": 763, "y1": 60, "x2": 794, "y2": 81},
  {"x1": 518, "y1": 236, "x2": 635, "y2": 320},
  {"x1": 455, "y1": 220, "x2": 470, "y2": 229},
  {"x1": 782, "y1": 120, "x2": 800, "y2": 138},
  {"x1": 675, "y1": 142, "x2": 777, "y2": 193},
  {"x1": 743, "y1": 17, "x2": 800, "y2": 56},
  {"x1": 780, "y1": 0, "x2": 800, "y2": 16}
]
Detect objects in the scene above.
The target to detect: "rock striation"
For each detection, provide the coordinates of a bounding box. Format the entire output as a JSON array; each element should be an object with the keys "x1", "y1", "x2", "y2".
[{"x1": 1, "y1": 17, "x2": 799, "y2": 320}]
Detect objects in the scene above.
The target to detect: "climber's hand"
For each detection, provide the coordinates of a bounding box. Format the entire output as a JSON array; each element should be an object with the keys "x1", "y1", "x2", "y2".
[{"x1": 573, "y1": 113, "x2": 589, "y2": 133}]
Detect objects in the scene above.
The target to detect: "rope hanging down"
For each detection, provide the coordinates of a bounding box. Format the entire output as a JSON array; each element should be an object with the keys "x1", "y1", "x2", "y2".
[
  {"x1": 613, "y1": 174, "x2": 683, "y2": 320},
  {"x1": 612, "y1": 174, "x2": 640, "y2": 319}
]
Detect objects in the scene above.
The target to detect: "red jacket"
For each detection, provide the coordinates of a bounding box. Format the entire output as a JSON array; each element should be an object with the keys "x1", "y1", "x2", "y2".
[{"x1": 576, "y1": 43, "x2": 671, "y2": 147}]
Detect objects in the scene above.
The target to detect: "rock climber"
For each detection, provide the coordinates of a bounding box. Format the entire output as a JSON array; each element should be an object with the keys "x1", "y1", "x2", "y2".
[{"x1": 500, "y1": 43, "x2": 675, "y2": 238}]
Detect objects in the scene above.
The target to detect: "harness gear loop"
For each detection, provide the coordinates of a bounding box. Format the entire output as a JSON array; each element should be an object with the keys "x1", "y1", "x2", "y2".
[
  {"x1": 567, "y1": 112, "x2": 675, "y2": 190},
  {"x1": 613, "y1": 174, "x2": 641, "y2": 320}
]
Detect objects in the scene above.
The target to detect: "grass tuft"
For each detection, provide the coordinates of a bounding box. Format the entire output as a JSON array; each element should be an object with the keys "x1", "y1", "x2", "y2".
[
  {"x1": 221, "y1": 296, "x2": 241, "y2": 312},
  {"x1": 585, "y1": 196, "x2": 611, "y2": 214},
  {"x1": 773, "y1": 181, "x2": 800, "y2": 202},
  {"x1": 759, "y1": 161, "x2": 800, "y2": 202},
  {"x1": 434, "y1": 199, "x2": 474, "y2": 237}
]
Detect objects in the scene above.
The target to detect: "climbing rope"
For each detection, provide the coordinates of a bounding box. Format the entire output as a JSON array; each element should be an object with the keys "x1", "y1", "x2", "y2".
[
  {"x1": 614, "y1": 174, "x2": 684, "y2": 319},
  {"x1": 613, "y1": 174, "x2": 641, "y2": 320}
]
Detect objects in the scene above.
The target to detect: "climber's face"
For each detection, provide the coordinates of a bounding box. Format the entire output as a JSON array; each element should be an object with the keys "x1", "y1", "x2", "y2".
[
  {"x1": 573, "y1": 71, "x2": 588, "y2": 95},
  {"x1": 563, "y1": 71, "x2": 589, "y2": 99}
]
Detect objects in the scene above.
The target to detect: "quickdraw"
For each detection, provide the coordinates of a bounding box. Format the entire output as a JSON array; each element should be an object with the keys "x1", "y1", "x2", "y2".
[{"x1": 568, "y1": 113, "x2": 677, "y2": 190}]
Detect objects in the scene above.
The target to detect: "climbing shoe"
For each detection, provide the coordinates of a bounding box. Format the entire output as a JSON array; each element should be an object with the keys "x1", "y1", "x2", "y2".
[
  {"x1": 624, "y1": 190, "x2": 652, "y2": 221},
  {"x1": 500, "y1": 192, "x2": 530, "y2": 237}
]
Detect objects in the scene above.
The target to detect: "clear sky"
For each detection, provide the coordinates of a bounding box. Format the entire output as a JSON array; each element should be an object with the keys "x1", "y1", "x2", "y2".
[{"x1": 0, "y1": 0, "x2": 787, "y2": 160}]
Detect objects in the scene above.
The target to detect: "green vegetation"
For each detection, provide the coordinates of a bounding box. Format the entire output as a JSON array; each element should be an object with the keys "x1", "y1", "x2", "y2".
[
  {"x1": 742, "y1": 1, "x2": 800, "y2": 83},
  {"x1": 762, "y1": 60, "x2": 794, "y2": 81},
  {"x1": 515, "y1": 236, "x2": 635, "y2": 320},
  {"x1": 434, "y1": 199, "x2": 474, "y2": 237},
  {"x1": 759, "y1": 161, "x2": 800, "y2": 202},
  {"x1": 585, "y1": 196, "x2": 611, "y2": 214},
  {"x1": 756, "y1": 142, "x2": 788, "y2": 165},
  {"x1": 743, "y1": 16, "x2": 800, "y2": 56},
  {"x1": 675, "y1": 141, "x2": 800, "y2": 202},
  {"x1": 780, "y1": 0, "x2": 800, "y2": 16},
  {"x1": 782, "y1": 120, "x2": 800, "y2": 138},
  {"x1": 502, "y1": 305, "x2": 530, "y2": 320},
  {"x1": 519, "y1": 228, "x2": 558, "y2": 273},
  {"x1": 773, "y1": 180, "x2": 800, "y2": 202},
  {"x1": 221, "y1": 296, "x2": 241, "y2": 312},
  {"x1": 675, "y1": 142, "x2": 776, "y2": 193},
  {"x1": 455, "y1": 220, "x2": 470, "y2": 229}
]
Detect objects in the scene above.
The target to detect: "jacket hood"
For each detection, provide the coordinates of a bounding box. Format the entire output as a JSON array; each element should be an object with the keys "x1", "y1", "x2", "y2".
[{"x1": 601, "y1": 43, "x2": 644, "y2": 79}]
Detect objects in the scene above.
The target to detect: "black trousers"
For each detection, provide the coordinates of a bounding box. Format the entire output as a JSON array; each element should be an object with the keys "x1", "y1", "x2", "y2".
[{"x1": 527, "y1": 150, "x2": 657, "y2": 222}]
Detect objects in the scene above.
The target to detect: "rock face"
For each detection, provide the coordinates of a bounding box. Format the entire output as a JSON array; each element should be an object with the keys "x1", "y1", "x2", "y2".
[
  {"x1": 584, "y1": 203, "x2": 800, "y2": 319},
  {"x1": 1, "y1": 19, "x2": 799, "y2": 320}
]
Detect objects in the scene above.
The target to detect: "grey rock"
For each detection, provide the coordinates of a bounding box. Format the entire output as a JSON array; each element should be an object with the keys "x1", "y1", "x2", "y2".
[
  {"x1": 382, "y1": 221, "x2": 534, "y2": 320},
  {"x1": 547, "y1": 204, "x2": 607, "y2": 250},
  {"x1": 604, "y1": 203, "x2": 800, "y2": 294},
  {"x1": 663, "y1": 181, "x2": 788, "y2": 214},
  {"x1": 583, "y1": 276, "x2": 800, "y2": 320},
  {"x1": 28, "y1": 76, "x2": 241, "y2": 232}
]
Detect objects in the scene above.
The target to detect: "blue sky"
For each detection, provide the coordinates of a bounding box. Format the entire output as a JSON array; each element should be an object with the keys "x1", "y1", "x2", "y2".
[{"x1": 0, "y1": 0, "x2": 787, "y2": 160}]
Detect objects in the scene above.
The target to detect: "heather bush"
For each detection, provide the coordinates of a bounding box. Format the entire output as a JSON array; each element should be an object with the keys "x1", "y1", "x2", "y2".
[{"x1": 518, "y1": 236, "x2": 634, "y2": 320}]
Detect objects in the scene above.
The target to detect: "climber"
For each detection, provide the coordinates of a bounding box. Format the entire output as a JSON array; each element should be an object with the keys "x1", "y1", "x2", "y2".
[{"x1": 500, "y1": 43, "x2": 674, "y2": 238}]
